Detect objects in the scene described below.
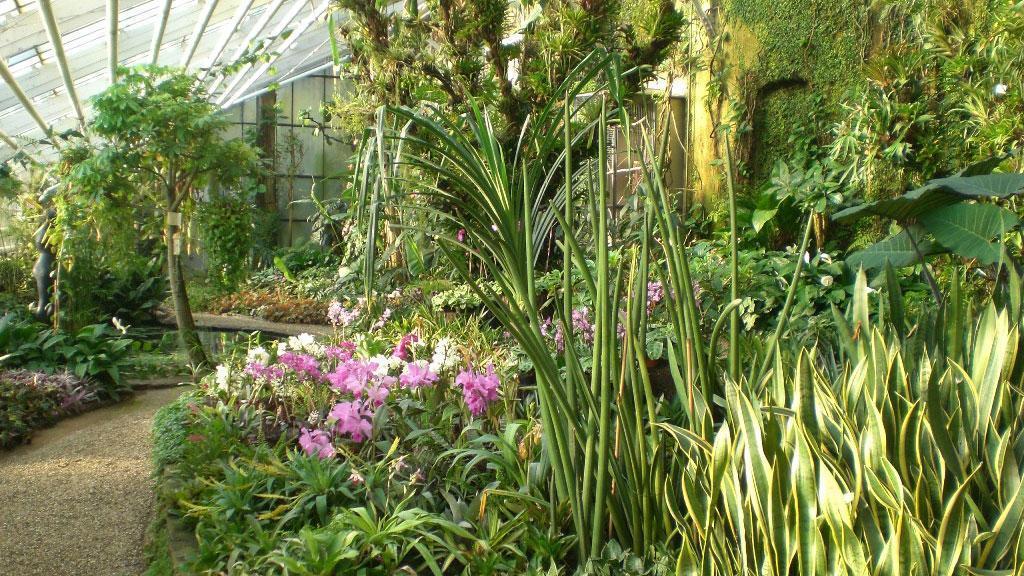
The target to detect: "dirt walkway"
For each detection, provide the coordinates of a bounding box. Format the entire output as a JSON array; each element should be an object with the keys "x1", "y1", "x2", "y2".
[{"x1": 0, "y1": 386, "x2": 187, "y2": 576}]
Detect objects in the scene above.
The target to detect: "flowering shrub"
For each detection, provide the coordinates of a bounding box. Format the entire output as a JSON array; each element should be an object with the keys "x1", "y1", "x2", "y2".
[{"x1": 202, "y1": 322, "x2": 510, "y2": 462}]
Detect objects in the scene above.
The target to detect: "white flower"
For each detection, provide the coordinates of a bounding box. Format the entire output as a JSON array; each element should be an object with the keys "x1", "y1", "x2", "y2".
[
  {"x1": 111, "y1": 317, "x2": 128, "y2": 334},
  {"x1": 276, "y1": 341, "x2": 289, "y2": 355},
  {"x1": 369, "y1": 354, "x2": 403, "y2": 376},
  {"x1": 819, "y1": 252, "x2": 833, "y2": 264},
  {"x1": 803, "y1": 251, "x2": 810, "y2": 264},
  {"x1": 215, "y1": 364, "x2": 232, "y2": 392},
  {"x1": 287, "y1": 333, "x2": 322, "y2": 355},
  {"x1": 994, "y1": 82, "x2": 1008, "y2": 96},
  {"x1": 246, "y1": 346, "x2": 270, "y2": 366},
  {"x1": 429, "y1": 337, "x2": 461, "y2": 373},
  {"x1": 820, "y1": 275, "x2": 834, "y2": 288}
]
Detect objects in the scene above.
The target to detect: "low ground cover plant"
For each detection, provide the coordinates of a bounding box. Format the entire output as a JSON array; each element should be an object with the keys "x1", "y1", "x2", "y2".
[
  {"x1": 0, "y1": 313, "x2": 134, "y2": 399},
  {"x1": 0, "y1": 370, "x2": 99, "y2": 448}
]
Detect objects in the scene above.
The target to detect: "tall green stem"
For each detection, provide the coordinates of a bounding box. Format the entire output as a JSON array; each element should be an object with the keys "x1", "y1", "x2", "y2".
[
  {"x1": 753, "y1": 212, "x2": 814, "y2": 384},
  {"x1": 590, "y1": 96, "x2": 613, "y2": 558},
  {"x1": 724, "y1": 134, "x2": 740, "y2": 383}
]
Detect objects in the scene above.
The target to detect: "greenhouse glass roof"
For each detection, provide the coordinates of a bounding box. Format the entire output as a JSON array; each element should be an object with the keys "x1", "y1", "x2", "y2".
[{"x1": 0, "y1": 0, "x2": 341, "y2": 161}]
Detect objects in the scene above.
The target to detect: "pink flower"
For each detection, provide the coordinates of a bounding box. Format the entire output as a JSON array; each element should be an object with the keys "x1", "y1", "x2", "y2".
[
  {"x1": 370, "y1": 308, "x2": 392, "y2": 331},
  {"x1": 278, "y1": 352, "x2": 323, "y2": 381},
  {"x1": 572, "y1": 307, "x2": 594, "y2": 343},
  {"x1": 457, "y1": 228, "x2": 467, "y2": 242},
  {"x1": 392, "y1": 333, "x2": 419, "y2": 361},
  {"x1": 298, "y1": 428, "x2": 336, "y2": 459},
  {"x1": 399, "y1": 360, "x2": 438, "y2": 389},
  {"x1": 326, "y1": 359, "x2": 377, "y2": 396},
  {"x1": 365, "y1": 383, "x2": 390, "y2": 407},
  {"x1": 327, "y1": 301, "x2": 359, "y2": 327},
  {"x1": 646, "y1": 281, "x2": 664, "y2": 314},
  {"x1": 245, "y1": 362, "x2": 284, "y2": 381},
  {"x1": 325, "y1": 342, "x2": 356, "y2": 362},
  {"x1": 328, "y1": 401, "x2": 374, "y2": 443},
  {"x1": 456, "y1": 364, "x2": 500, "y2": 416}
]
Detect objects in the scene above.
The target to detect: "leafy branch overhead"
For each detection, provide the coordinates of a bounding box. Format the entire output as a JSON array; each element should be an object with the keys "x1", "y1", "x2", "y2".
[
  {"x1": 836, "y1": 170, "x2": 1024, "y2": 269},
  {"x1": 332, "y1": 0, "x2": 685, "y2": 133}
]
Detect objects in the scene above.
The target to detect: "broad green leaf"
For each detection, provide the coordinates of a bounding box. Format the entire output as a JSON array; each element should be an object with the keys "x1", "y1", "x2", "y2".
[
  {"x1": 920, "y1": 203, "x2": 1018, "y2": 264},
  {"x1": 752, "y1": 208, "x2": 777, "y2": 233},
  {"x1": 846, "y1": 226, "x2": 940, "y2": 270},
  {"x1": 929, "y1": 173, "x2": 1024, "y2": 199},
  {"x1": 834, "y1": 173, "x2": 1024, "y2": 224}
]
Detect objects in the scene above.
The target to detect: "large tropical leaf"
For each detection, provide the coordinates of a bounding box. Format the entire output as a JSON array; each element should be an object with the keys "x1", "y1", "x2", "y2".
[
  {"x1": 833, "y1": 173, "x2": 1024, "y2": 224},
  {"x1": 919, "y1": 203, "x2": 1019, "y2": 264},
  {"x1": 846, "y1": 225, "x2": 941, "y2": 270},
  {"x1": 833, "y1": 184, "x2": 960, "y2": 223},
  {"x1": 929, "y1": 173, "x2": 1024, "y2": 198}
]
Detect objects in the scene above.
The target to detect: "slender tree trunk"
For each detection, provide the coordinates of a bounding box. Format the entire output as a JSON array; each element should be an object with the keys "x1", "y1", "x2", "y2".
[{"x1": 165, "y1": 186, "x2": 209, "y2": 371}]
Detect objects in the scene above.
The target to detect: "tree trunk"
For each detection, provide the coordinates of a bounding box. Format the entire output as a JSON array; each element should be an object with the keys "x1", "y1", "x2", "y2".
[
  {"x1": 166, "y1": 206, "x2": 209, "y2": 372},
  {"x1": 257, "y1": 91, "x2": 278, "y2": 211}
]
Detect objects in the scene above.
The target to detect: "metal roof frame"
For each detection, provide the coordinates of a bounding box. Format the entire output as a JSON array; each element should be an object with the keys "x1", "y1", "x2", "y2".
[{"x1": 0, "y1": 0, "x2": 345, "y2": 161}]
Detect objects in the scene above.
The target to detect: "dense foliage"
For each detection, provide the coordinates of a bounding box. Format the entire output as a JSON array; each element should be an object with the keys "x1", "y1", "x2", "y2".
[
  {"x1": 0, "y1": 370, "x2": 98, "y2": 448},
  {"x1": 58, "y1": 66, "x2": 260, "y2": 369},
  {"x1": 0, "y1": 313, "x2": 134, "y2": 399},
  {"x1": 151, "y1": 48, "x2": 1024, "y2": 573}
]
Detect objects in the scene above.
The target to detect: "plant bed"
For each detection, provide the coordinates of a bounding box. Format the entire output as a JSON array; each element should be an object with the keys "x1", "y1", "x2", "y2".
[{"x1": 0, "y1": 370, "x2": 113, "y2": 449}]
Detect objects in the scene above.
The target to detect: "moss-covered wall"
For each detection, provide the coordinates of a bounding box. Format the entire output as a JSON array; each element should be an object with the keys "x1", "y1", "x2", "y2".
[{"x1": 724, "y1": 0, "x2": 871, "y2": 189}]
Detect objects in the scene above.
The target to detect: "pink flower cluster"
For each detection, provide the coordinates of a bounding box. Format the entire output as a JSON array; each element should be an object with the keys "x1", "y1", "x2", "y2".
[
  {"x1": 400, "y1": 360, "x2": 438, "y2": 389},
  {"x1": 245, "y1": 362, "x2": 284, "y2": 381},
  {"x1": 278, "y1": 352, "x2": 323, "y2": 381},
  {"x1": 647, "y1": 281, "x2": 664, "y2": 314},
  {"x1": 329, "y1": 400, "x2": 374, "y2": 442},
  {"x1": 327, "y1": 301, "x2": 360, "y2": 327},
  {"x1": 541, "y1": 317, "x2": 566, "y2": 352},
  {"x1": 392, "y1": 333, "x2": 418, "y2": 361},
  {"x1": 572, "y1": 307, "x2": 594, "y2": 343},
  {"x1": 325, "y1": 342, "x2": 356, "y2": 361},
  {"x1": 299, "y1": 428, "x2": 336, "y2": 459},
  {"x1": 456, "y1": 364, "x2": 500, "y2": 416}
]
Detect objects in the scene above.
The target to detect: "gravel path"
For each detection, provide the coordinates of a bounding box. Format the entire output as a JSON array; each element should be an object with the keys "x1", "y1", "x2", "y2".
[{"x1": 0, "y1": 386, "x2": 187, "y2": 576}]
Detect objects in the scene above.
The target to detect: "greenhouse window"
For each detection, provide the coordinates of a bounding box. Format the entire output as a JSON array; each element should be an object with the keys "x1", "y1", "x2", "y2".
[
  {"x1": 7, "y1": 45, "x2": 44, "y2": 78},
  {"x1": 0, "y1": 0, "x2": 23, "y2": 24}
]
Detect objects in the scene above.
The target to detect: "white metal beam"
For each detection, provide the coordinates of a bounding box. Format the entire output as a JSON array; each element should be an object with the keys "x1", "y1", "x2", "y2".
[
  {"x1": 215, "y1": 0, "x2": 315, "y2": 104},
  {"x1": 1, "y1": 0, "x2": 106, "y2": 57},
  {"x1": 148, "y1": 0, "x2": 173, "y2": 64},
  {"x1": 220, "y1": 5, "x2": 330, "y2": 106},
  {"x1": 206, "y1": 0, "x2": 292, "y2": 95},
  {"x1": 107, "y1": 0, "x2": 119, "y2": 83},
  {"x1": 197, "y1": 0, "x2": 255, "y2": 80},
  {"x1": 1, "y1": 13, "x2": 193, "y2": 116},
  {"x1": 0, "y1": 59, "x2": 57, "y2": 143},
  {"x1": 36, "y1": 0, "x2": 88, "y2": 129},
  {"x1": 182, "y1": 0, "x2": 220, "y2": 67}
]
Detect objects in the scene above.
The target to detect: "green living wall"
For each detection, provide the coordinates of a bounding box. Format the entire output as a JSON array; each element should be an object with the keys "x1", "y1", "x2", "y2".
[{"x1": 726, "y1": 0, "x2": 870, "y2": 187}]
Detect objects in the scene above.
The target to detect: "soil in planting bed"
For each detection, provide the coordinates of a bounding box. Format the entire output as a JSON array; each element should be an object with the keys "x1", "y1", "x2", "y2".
[{"x1": 0, "y1": 386, "x2": 187, "y2": 576}]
